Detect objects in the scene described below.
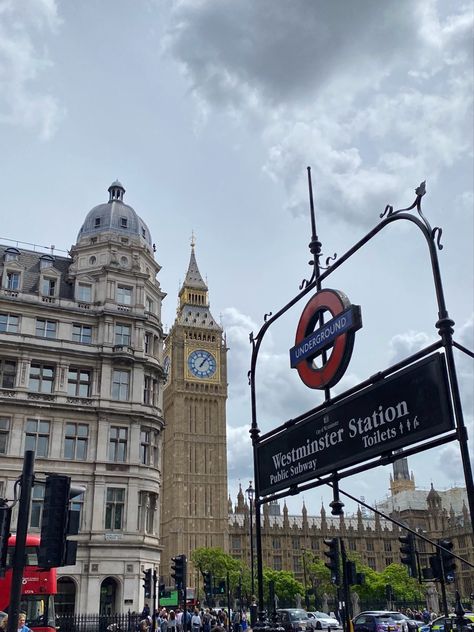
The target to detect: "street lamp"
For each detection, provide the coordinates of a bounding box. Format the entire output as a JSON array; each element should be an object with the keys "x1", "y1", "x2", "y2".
[{"x1": 246, "y1": 481, "x2": 255, "y2": 599}]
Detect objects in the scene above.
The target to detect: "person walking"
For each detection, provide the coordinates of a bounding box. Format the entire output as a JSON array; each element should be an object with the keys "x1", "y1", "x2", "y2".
[{"x1": 191, "y1": 608, "x2": 202, "y2": 632}]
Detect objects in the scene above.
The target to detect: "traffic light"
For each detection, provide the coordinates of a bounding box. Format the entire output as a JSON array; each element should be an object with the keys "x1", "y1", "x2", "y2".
[
  {"x1": 171, "y1": 554, "x2": 186, "y2": 590},
  {"x1": 159, "y1": 579, "x2": 166, "y2": 598},
  {"x1": 203, "y1": 570, "x2": 213, "y2": 596},
  {"x1": 38, "y1": 475, "x2": 85, "y2": 568},
  {"x1": 439, "y1": 539, "x2": 455, "y2": 582},
  {"x1": 399, "y1": 533, "x2": 417, "y2": 578},
  {"x1": 345, "y1": 560, "x2": 357, "y2": 586},
  {"x1": 218, "y1": 579, "x2": 226, "y2": 594},
  {"x1": 0, "y1": 501, "x2": 12, "y2": 572},
  {"x1": 143, "y1": 568, "x2": 152, "y2": 599},
  {"x1": 428, "y1": 555, "x2": 442, "y2": 581},
  {"x1": 324, "y1": 537, "x2": 340, "y2": 585}
]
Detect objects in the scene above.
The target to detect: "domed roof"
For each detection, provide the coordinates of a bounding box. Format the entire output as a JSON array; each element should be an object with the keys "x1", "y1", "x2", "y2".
[{"x1": 77, "y1": 181, "x2": 153, "y2": 246}]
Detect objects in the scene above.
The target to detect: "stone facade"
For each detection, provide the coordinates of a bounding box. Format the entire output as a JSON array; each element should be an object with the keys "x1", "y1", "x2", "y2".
[
  {"x1": 0, "y1": 182, "x2": 165, "y2": 614},
  {"x1": 228, "y1": 462, "x2": 474, "y2": 600}
]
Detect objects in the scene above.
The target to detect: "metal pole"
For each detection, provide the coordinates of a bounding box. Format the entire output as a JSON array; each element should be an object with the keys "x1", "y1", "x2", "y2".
[
  {"x1": 7, "y1": 450, "x2": 35, "y2": 632},
  {"x1": 249, "y1": 498, "x2": 254, "y2": 599},
  {"x1": 152, "y1": 569, "x2": 157, "y2": 631}
]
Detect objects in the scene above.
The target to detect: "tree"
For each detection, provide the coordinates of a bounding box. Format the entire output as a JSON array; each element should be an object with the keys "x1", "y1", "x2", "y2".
[
  {"x1": 263, "y1": 568, "x2": 305, "y2": 608},
  {"x1": 191, "y1": 547, "x2": 247, "y2": 601}
]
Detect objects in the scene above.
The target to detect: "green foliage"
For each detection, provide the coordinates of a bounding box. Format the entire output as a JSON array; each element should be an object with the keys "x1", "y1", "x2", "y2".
[
  {"x1": 263, "y1": 568, "x2": 305, "y2": 605},
  {"x1": 190, "y1": 547, "x2": 248, "y2": 598}
]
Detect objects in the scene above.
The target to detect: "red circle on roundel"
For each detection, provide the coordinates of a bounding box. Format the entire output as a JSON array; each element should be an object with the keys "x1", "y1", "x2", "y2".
[{"x1": 295, "y1": 289, "x2": 350, "y2": 389}]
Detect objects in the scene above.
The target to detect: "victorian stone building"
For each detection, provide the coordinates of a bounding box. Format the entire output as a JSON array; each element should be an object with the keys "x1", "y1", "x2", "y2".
[
  {"x1": 228, "y1": 459, "x2": 473, "y2": 601},
  {"x1": 0, "y1": 182, "x2": 166, "y2": 614}
]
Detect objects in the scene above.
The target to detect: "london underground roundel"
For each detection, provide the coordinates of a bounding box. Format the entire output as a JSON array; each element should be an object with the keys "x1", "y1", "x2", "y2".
[{"x1": 289, "y1": 288, "x2": 362, "y2": 389}]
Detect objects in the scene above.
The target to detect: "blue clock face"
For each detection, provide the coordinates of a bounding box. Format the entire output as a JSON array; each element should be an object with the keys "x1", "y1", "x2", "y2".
[{"x1": 188, "y1": 349, "x2": 217, "y2": 379}]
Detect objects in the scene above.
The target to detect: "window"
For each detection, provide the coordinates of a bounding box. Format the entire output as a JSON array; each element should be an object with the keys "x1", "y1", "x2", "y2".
[
  {"x1": 138, "y1": 491, "x2": 157, "y2": 534},
  {"x1": 30, "y1": 483, "x2": 45, "y2": 528},
  {"x1": 67, "y1": 368, "x2": 92, "y2": 397},
  {"x1": 25, "y1": 419, "x2": 50, "y2": 457},
  {"x1": 94, "y1": 217, "x2": 101, "y2": 227},
  {"x1": 40, "y1": 256, "x2": 53, "y2": 269},
  {"x1": 144, "y1": 332, "x2": 152, "y2": 354},
  {"x1": 272, "y1": 538, "x2": 281, "y2": 550},
  {"x1": 311, "y1": 539, "x2": 320, "y2": 550},
  {"x1": 349, "y1": 539, "x2": 357, "y2": 551},
  {"x1": 146, "y1": 297, "x2": 154, "y2": 313},
  {"x1": 140, "y1": 428, "x2": 159, "y2": 466},
  {"x1": 384, "y1": 541, "x2": 392, "y2": 552},
  {"x1": 29, "y1": 363, "x2": 55, "y2": 393},
  {"x1": 72, "y1": 323, "x2": 92, "y2": 344},
  {"x1": 120, "y1": 217, "x2": 128, "y2": 228},
  {"x1": 273, "y1": 556, "x2": 282, "y2": 571},
  {"x1": 293, "y1": 556, "x2": 302, "y2": 573},
  {"x1": 0, "y1": 418, "x2": 10, "y2": 454},
  {"x1": 292, "y1": 537, "x2": 300, "y2": 550},
  {"x1": 0, "y1": 312, "x2": 19, "y2": 333},
  {"x1": 366, "y1": 540, "x2": 374, "y2": 551},
  {"x1": 115, "y1": 323, "x2": 131, "y2": 346},
  {"x1": 77, "y1": 283, "x2": 92, "y2": 302},
  {"x1": 35, "y1": 319, "x2": 57, "y2": 338},
  {"x1": 105, "y1": 488, "x2": 125, "y2": 530},
  {"x1": 4, "y1": 248, "x2": 19, "y2": 262},
  {"x1": 112, "y1": 370, "x2": 130, "y2": 401},
  {"x1": 41, "y1": 277, "x2": 56, "y2": 297},
  {"x1": 6, "y1": 271, "x2": 20, "y2": 290},
  {"x1": 116, "y1": 286, "x2": 132, "y2": 305},
  {"x1": 109, "y1": 426, "x2": 127, "y2": 462},
  {"x1": 231, "y1": 536, "x2": 241, "y2": 550},
  {"x1": 70, "y1": 490, "x2": 85, "y2": 529},
  {"x1": 367, "y1": 557, "x2": 376, "y2": 570},
  {"x1": 0, "y1": 359, "x2": 16, "y2": 388},
  {"x1": 143, "y1": 375, "x2": 158, "y2": 406},
  {"x1": 64, "y1": 423, "x2": 89, "y2": 460}
]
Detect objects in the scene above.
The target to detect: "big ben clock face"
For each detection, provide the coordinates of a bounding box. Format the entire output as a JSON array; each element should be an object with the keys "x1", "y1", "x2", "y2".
[{"x1": 188, "y1": 349, "x2": 217, "y2": 379}]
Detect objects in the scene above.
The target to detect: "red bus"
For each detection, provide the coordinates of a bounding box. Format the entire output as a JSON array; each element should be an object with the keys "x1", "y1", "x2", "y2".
[{"x1": 0, "y1": 534, "x2": 57, "y2": 632}]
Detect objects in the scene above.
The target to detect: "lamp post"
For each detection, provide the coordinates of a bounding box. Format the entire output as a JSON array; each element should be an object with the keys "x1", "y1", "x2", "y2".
[{"x1": 246, "y1": 481, "x2": 255, "y2": 600}]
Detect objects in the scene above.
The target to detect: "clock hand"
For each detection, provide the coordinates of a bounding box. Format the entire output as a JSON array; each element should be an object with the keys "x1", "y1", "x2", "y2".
[{"x1": 198, "y1": 353, "x2": 209, "y2": 368}]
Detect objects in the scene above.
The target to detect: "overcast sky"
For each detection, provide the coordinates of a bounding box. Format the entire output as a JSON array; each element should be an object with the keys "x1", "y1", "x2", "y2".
[{"x1": 1, "y1": 0, "x2": 472, "y2": 517}]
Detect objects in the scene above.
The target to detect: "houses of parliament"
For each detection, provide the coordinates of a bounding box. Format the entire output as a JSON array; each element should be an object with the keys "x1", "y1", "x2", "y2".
[{"x1": 0, "y1": 182, "x2": 472, "y2": 615}]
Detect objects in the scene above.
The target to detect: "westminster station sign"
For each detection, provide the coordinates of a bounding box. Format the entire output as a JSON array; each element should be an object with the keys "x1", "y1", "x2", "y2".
[{"x1": 257, "y1": 353, "x2": 454, "y2": 496}]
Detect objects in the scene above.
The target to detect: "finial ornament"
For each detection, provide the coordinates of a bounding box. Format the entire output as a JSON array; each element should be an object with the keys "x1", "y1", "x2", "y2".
[
  {"x1": 379, "y1": 180, "x2": 443, "y2": 250},
  {"x1": 190, "y1": 230, "x2": 196, "y2": 249}
]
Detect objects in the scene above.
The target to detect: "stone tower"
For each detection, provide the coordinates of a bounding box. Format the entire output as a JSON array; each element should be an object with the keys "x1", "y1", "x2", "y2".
[
  {"x1": 161, "y1": 241, "x2": 228, "y2": 582},
  {"x1": 390, "y1": 456, "x2": 415, "y2": 495}
]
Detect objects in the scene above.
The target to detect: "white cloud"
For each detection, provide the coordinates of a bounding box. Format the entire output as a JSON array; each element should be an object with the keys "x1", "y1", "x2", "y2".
[
  {"x1": 164, "y1": 0, "x2": 473, "y2": 227},
  {"x1": 0, "y1": 0, "x2": 62, "y2": 139}
]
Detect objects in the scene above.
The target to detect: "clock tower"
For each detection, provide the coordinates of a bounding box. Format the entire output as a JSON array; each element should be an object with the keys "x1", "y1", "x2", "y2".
[{"x1": 161, "y1": 242, "x2": 228, "y2": 580}]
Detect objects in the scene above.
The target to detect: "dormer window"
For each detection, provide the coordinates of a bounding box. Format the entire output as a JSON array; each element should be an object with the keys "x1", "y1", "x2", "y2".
[
  {"x1": 95, "y1": 217, "x2": 101, "y2": 227},
  {"x1": 4, "y1": 248, "x2": 19, "y2": 262},
  {"x1": 40, "y1": 255, "x2": 54, "y2": 270},
  {"x1": 120, "y1": 217, "x2": 128, "y2": 228},
  {"x1": 6, "y1": 271, "x2": 20, "y2": 290},
  {"x1": 41, "y1": 278, "x2": 56, "y2": 297}
]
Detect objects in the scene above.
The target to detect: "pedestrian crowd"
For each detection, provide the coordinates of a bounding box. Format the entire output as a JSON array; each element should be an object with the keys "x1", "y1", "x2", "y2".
[{"x1": 137, "y1": 604, "x2": 249, "y2": 632}]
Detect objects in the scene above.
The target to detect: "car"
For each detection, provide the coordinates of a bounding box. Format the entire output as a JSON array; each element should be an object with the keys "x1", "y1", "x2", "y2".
[
  {"x1": 425, "y1": 614, "x2": 474, "y2": 632},
  {"x1": 353, "y1": 613, "x2": 401, "y2": 632},
  {"x1": 276, "y1": 609, "x2": 312, "y2": 632},
  {"x1": 307, "y1": 611, "x2": 341, "y2": 630},
  {"x1": 358, "y1": 611, "x2": 420, "y2": 632}
]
